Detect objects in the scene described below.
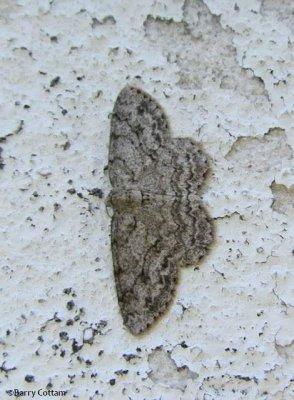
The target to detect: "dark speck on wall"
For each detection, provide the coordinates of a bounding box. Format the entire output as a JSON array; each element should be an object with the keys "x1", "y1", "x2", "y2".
[
  {"x1": 66, "y1": 300, "x2": 75, "y2": 310},
  {"x1": 50, "y1": 76, "x2": 60, "y2": 87},
  {"x1": 88, "y1": 188, "x2": 103, "y2": 198},
  {"x1": 25, "y1": 375, "x2": 35, "y2": 383}
]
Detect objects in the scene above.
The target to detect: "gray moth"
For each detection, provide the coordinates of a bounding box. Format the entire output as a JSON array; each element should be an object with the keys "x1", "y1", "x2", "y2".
[{"x1": 107, "y1": 86, "x2": 213, "y2": 335}]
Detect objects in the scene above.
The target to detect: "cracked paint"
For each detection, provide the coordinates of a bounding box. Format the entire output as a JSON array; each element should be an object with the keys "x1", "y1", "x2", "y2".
[
  {"x1": 148, "y1": 347, "x2": 198, "y2": 392},
  {"x1": 0, "y1": 0, "x2": 293, "y2": 399},
  {"x1": 270, "y1": 182, "x2": 294, "y2": 216}
]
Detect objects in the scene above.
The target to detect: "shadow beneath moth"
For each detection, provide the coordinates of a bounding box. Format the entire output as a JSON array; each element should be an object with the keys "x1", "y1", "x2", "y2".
[{"x1": 107, "y1": 86, "x2": 213, "y2": 335}]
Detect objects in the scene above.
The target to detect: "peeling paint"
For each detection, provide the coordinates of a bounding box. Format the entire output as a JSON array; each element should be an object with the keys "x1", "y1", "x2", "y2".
[
  {"x1": 148, "y1": 347, "x2": 198, "y2": 392},
  {"x1": 270, "y1": 181, "x2": 294, "y2": 215}
]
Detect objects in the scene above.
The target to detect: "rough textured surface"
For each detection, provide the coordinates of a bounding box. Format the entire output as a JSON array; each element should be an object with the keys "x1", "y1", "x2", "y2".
[
  {"x1": 108, "y1": 86, "x2": 213, "y2": 334},
  {"x1": 148, "y1": 347, "x2": 198, "y2": 391},
  {"x1": 0, "y1": 0, "x2": 293, "y2": 399},
  {"x1": 270, "y1": 181, "x2": 294, "y2": 216}
]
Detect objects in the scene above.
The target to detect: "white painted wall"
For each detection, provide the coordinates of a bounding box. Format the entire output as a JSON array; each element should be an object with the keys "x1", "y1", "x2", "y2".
[{"x1": 0, "y1": 1, "x2": 293, "y2": 399}]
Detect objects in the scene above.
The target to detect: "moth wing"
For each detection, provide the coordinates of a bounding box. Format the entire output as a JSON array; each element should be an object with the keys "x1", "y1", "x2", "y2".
[
  {"x1": 108, "y1": 86, "x2": 170, "y2": 191},
  {"x1": 111, "y1": 197, "x2": 179, "y2": 335},
  {"x1": 177, "y1": 198, "x2": 214, "y2": 266}
]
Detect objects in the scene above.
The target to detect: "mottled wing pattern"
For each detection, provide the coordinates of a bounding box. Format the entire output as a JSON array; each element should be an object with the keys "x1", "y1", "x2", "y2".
[
  {"x1": 108, "y1": 86, "x2": 170, "y2": 191},
  {"x1": 108, "y1": 86, "x2": 213, "y2": 334},
  {"x1": 111, "y1": 197, "x2": 179, "y2": 335}
]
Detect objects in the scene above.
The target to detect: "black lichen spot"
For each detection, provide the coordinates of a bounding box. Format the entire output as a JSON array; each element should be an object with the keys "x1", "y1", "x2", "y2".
[
  {"x1": 109, "y1": 378, "x2": 116, "y2": 386},
  {"x1": 96, "y1": 320, "x2": 107, "y2": 332},
  {"x1": 123, "y1": 354, "x2": 138, "y2": 362},
  {"x1": 88, "y1": 188, "x2": 103, "y2": 198},
  {"x1": 53, "y1": 203, "x2": 61, "y2": 212},
  {"x1": 94, "y1": 90, "x2": 103, "y2": 99},
  {"x1": 62, "y1": 141, "x2": 71, "y2": 150},
  {"x1": 91, "y1": 15, "x2": 116, "y2": 28},
  {"x1": 59, "y1": 331, "x2": 69, "y2": 341},
  {"x1": 0, "y1": 362, "x2": 16, "y2": 374},
  {"x1": 50, "y1": 36, "x2": 58, "y2": 42},
  {"x1": 0, "y1": 147, "x2": 4, "y2": 169},
  {"x1": 25, "y1": 375, "x2": 35, "y2": 383},
  {"x1": 67, "y1": 188, "x2": 76, "y2": 195},
  {"x1": 72, "y1": 339, "x2": 83, "y2": 354},
  {"x1": 235, "y1": 375, "x2": 258, "y2": 384},
  {"x1": 115, "y1": 369, "x2": 128, "y2": 376},
  {"x1": 50, "y1": 76, "x2": 60, "y2": 87},
  {"x1": 66, "y1": 300, "x2": 75, "y2": 310},
  {"x1": 91, "y1": 17, "x2": 99, "y2": 28},
  {"x1": 53, "y1": 313, "x2": 62, "y2": 323}
]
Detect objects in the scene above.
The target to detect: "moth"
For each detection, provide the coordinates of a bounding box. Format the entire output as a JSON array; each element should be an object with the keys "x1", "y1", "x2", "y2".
[{"x1": 107, "y1": 86, "x2": 213, "y2": 335}]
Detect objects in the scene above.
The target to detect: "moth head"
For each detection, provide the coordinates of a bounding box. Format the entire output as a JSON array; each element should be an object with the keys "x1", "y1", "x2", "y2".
[{"x1": 106, "y1": 189, "x2": 143, "y2": 211}]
